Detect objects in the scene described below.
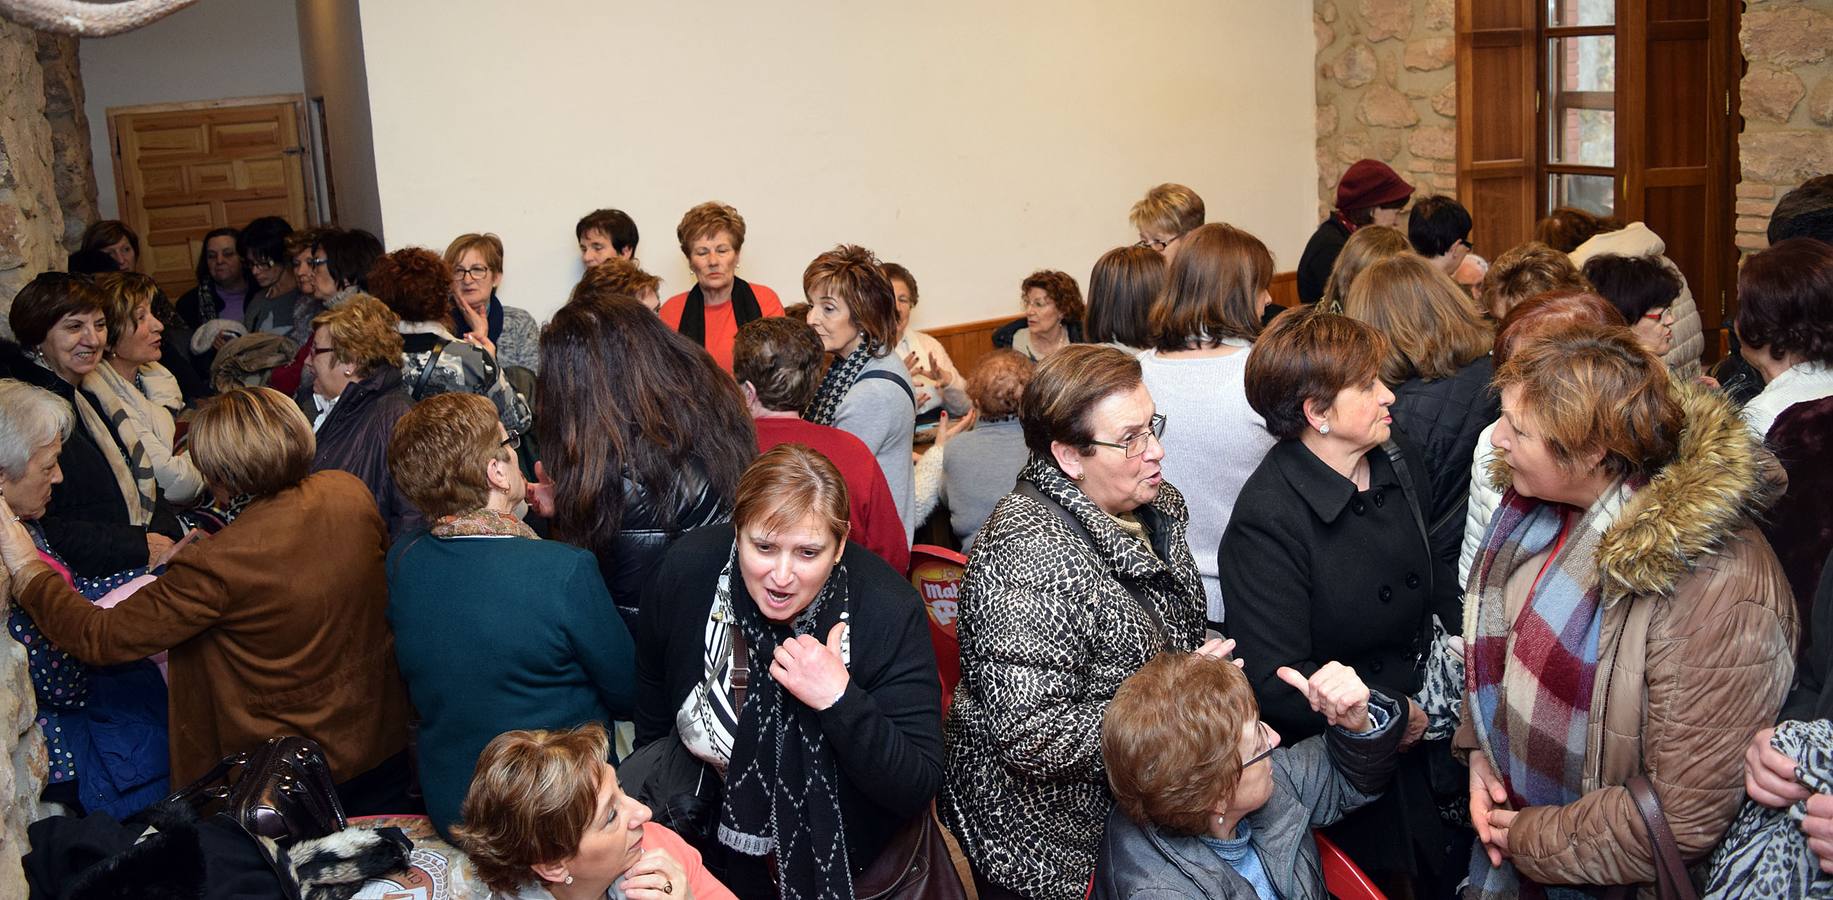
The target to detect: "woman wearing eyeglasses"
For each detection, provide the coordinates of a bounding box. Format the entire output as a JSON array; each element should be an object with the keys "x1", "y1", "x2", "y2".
[
  {"x1": 445, "y1": 233, "x2": 541, "y2": 374},
  {"x1": 1095, "y1": 651, "x2": 1405, "y2": 898},
  {"x1": 1218, "y1": 306, "x2": 1462, "y2": 897},
  {"x1": 306, "y1": 293, "x2": 422, "y2": 540},
  {"x1": 941, "y1": 345, "x2": 1219, "y2": 900}
]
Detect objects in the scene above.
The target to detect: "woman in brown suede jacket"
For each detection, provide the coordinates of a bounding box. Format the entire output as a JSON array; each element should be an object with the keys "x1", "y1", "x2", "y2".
[
  {"x1": 0, "y1": 387, "x2": 412, "y2": 815},
  {"x1": 1456, "y1": 324, "x2": 1795, "y2": 898}
]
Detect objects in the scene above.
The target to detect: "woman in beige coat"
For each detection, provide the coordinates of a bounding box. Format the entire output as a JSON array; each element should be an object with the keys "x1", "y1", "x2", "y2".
[{"x1": 1455, "y1": 324, "x2": 1794, "y2": 897}]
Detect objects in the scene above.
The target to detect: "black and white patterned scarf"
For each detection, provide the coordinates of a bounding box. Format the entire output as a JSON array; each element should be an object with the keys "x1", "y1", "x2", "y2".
[
  {"x1": 714, "y1": 543, "x2": 856, "y2": 900},
  {"x1": 804, "y1": 340, "x2": 877, "y2": 427}
]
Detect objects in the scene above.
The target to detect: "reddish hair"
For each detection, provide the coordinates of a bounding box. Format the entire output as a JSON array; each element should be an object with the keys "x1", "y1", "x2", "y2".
[
  {"x1": 1021, "y1": 270, "x2": 1085, "y2": 321},
  {"x1": 1736, "y1": 237, "x2": 1833, "y2": 366},
  {"x1": 368, "y1": 247, "x2": 455, "y2": 325}
]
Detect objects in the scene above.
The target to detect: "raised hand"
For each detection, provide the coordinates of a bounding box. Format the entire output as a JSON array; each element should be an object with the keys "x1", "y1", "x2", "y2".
[
  {"x1": 771, "y1": 622, "x2": 851, "y2": 711},
  {"x1": 528, "y1": 461, "x2": 556, "y2": 518},
  {"x1": 1275, "y1": 662, "x2": 1370, "y2": 733}
]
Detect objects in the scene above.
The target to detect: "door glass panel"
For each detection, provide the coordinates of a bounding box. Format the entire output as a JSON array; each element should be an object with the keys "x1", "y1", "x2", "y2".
[
  {"x1": 1548, "y1": 36, "x2": 1616, "y2": 165},
  {"x1": 1547, "y1": 0, "x2": 1615, "y2": 26},
  {"x1": 1549, "y1": 173, "x2": 1615, "y2": 216}
]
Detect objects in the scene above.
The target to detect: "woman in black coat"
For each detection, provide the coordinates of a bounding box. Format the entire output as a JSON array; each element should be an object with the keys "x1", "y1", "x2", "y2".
[
  {"x1": 1218, "y1": 306, "x2": 1461, "y2": 896},
  {"x1": 632, "y1": 444, "x2": 942, "y2": 900},
  {"x1": 304, "y1": 294, "x2": 420, "y2": 540}
]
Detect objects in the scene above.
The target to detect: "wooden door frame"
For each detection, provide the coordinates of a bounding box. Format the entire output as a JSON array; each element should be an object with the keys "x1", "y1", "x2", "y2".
[{"x1": 105, "y1": 93, "x2": 322, "y2": 234}]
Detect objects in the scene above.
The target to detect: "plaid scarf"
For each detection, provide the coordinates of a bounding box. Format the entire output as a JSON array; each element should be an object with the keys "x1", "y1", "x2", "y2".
[{"x1": 1466, "y1": 479, "x2": 1633, "y2": 899}]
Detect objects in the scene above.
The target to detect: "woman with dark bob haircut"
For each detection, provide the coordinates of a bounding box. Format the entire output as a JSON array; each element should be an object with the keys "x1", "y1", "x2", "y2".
[
  {"x1": 1219, "y1": 304, "x2": 1461, "y2": 896},
  {"x1": 941, "y1": 344, "x2": 1222, "y2": 899},
  {"x1": 367, "y1": 247, "x2": 530, "y2": 433},
  {"x1": 532, "y1": 286, "x2": 754, "y2": 625},
  {"x1": 802, "y1": 244, "x2": 916, "y2": 533},
  {"x1": 1095, "y1": 651, "x2": 1406, "y2": 897},
  {"x1": 633, "y1": 444, "x2": 943, "y2": 898},
  {"x1": 1459, "y1": 325, "x2": 1792, "y2": 898},
  {"x1": 0, "y1": 386, "x2": 414, "y2": 814},
  {"x1": 1084, "y1": 246, "x2": 1163, "y2": 353},
  {"x1": 1736, "y1": 237, "x2": 1833, "y2": 439}
]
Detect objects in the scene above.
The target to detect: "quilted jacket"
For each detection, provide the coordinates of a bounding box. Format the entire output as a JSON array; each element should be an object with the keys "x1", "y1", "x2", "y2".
[
  {"x1": 1569, "y1": 222, "x2": 1703, "y2": 378},
  {"x1": 939, "y1": 458, "x2": 1206, "y2": 900},
  {"x1": 1389, "y1": 355, "x2": 1500, "y2": 574}
]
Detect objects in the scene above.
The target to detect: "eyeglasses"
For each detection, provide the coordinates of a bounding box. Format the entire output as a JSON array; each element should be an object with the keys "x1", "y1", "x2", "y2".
[
  {"x1": 1087, "y1": 413, "x2": 1167, "y2": 458},
  {"x1": 1457, "y1": 238, "x2": 1475, "y2": 252},
  {"x1": 1135, "y1": 234, "x2": 1181, "y2": 252},
  {"x1": 1242, "y1": 721, "x2": 1276, "y2": 768},
  {"x1": 1642, "y1": 308, "x2": 1672, "y2": 323},
  {"x1": 306, "y1": 257, "x2": 329, "y2": 269},
  {"x1": 311, "y1": 345, "x2": 336, "y2": 357},
  {"x1": 502, "y1": 430, "x2": 522, "y2": 451},
  {"x1": 454, "y1": 265, "x2": 493, "y2": 282},
  {"x1": 248, "y1": 258, "x2": 279, "y2": 271}
]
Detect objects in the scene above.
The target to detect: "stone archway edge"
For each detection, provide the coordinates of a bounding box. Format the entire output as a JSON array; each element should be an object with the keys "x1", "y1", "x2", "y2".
[{"x1": 0, "y1": 0, "x2": 198, "y2": 37}]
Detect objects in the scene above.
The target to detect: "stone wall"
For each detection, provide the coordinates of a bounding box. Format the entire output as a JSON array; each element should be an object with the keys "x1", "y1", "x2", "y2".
[
  {"x1": 1314, "y1": 0, "x2": 1459, "y2": 218},
  {"x1": 37, "y1": 33, "x2": 98, "y2": 250},
  {"x1": 0, "y1": 639, "x2": 43, "y2": 900},
  {"x1": 1736, "y1": 0, "x2": 1833, "y2": 252},
  {"x1": 0, "y1": 18, "x2": 72, "y2": 319}
]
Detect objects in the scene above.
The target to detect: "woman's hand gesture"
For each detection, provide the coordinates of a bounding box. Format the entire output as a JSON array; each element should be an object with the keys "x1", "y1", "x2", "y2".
[
  {"x1": 1469, "y1": 749, "x2": 1512, "y2": 866},
  {"x1": 1276, "y1": 662, "x2": 1370, "y2": 733},
  {"x1": 456, "y1": 300, "x2": 496, "y2": 358},
  {"x1": 623, "y1": 846, "x2": 694, "y2": 900},
  {"x1": 527, "y1": 461, "x2": 556, "y2": 518},
  {"x1": 771, "y1": 622, "x2": 851, "y2": 711},
  {"x1": 0, "y1": 493, "x2": 40, "y2": 579},
  {"x1": 933, "y1": 409, "x2": 977, "y2": 450},
  {"x1": 1745, "y1": 726, "x2": 1810, "y2": 809}
]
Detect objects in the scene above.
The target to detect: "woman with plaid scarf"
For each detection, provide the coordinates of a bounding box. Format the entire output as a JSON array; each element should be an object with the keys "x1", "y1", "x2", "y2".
[{"x1": 1455, "y1": 324, "x2": 1795, "y2": 898}]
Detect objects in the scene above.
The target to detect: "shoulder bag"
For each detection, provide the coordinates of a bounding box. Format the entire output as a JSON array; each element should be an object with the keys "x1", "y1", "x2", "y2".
[
  {"x1": 1605, "y1": 775, "x2": 1702, "y2": 900},
  {"x1": 166, "y1": 736, "x2": 345, "y2": 844}
]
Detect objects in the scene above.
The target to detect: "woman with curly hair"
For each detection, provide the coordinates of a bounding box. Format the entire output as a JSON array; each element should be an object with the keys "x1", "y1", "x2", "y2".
[
  {"x1": 366, "y1": 247, "x2": 530, "y2": 434},
  {"x1": 533, "y1": 279, "x2": 754, "y2": 625},
  {"x1": 307, "y1": 294, "x2": 421, "y2": 540},
  {"x1": 1009, "y1": 269, "x2": 1085, "y2": 362},
  {"x1": 1736, "y1": 237, "x2": 1833, "y2": 439},
  {"x1": 658, "y1": 202, "x2": 784, "y2": 371}
]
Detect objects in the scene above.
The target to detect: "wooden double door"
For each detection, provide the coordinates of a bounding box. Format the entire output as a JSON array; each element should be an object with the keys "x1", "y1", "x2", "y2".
[{"x1": 108, "y1": 96, "x2": 314, "y2": 298}]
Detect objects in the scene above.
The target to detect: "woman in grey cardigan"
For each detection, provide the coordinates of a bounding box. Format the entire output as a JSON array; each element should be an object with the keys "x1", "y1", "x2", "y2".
[{"x1": 803, "y1": 244, "x2": 916, "y2": 534}]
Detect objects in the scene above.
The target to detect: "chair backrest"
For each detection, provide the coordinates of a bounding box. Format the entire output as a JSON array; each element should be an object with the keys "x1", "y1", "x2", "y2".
[
  {"x1": 1315, "y1": 831, "x2": 1386, "y2": 900},
  {"x1": 908, "y1": 543, "x2": 967, "y2": 715}
]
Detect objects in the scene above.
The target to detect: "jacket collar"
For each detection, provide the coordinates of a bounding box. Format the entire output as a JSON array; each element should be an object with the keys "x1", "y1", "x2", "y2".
[
  {"x1": 1267, "y1": 439, "x2": 1398, "y2": 526},
  {"x1": 1019, "y1": 456, "x2": 1185, "y2": 582},
  {"x1": 1098, "y1": 809, "x2": 1245, "y2": 899}
]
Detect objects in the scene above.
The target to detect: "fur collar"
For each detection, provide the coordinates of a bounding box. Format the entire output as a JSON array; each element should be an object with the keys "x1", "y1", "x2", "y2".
[{"x1": 1488, "y1": 382, "x2": 1774, "y2": 605}]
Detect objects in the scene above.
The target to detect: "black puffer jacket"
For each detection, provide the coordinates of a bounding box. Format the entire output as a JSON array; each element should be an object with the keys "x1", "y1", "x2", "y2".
[
  {"x1": 1388, "y1": 354, "x2": 1499, "y2": 570},
  {"x1": 940, "y1": 458, "x2": 1206, "y2": 900},
  {"x1": 595, "y1": 462, "x2": 729, "y2": 626},
  {"x1": 310, "y1": 366, "x2": 421, "y2": 541},
  {"x1": 0, "y1": 342, "x2": 182, "y2": 576}
]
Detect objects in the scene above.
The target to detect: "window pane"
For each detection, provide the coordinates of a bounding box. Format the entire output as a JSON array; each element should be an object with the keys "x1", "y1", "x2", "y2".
[
  {"x1": 1549, "y1": 173, "x2": 1614, "y2": 217},
  {"x1": 1547, "y1": 0, "x2": 1614, "y2": 26},
  {"x1": 1548, "y1": 36, "x2": 1616, "y2": 165}
]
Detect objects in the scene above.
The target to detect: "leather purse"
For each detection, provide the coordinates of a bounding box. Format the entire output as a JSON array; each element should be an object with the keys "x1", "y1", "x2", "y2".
[
  {"x1": 1604, "y1": 775, "x2": 1701, "y2": 900},
  {"x1": 167, "y1": 736, "x2": 346, "y2": 844},
  {"x1": 855, "y1": 805, "x2": 967, "y2": 900}
]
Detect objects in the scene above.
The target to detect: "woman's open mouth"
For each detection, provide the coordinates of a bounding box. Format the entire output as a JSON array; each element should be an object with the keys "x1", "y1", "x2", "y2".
[{"x1": 762, "y1": 587, "x2": 796, "y2": 610}]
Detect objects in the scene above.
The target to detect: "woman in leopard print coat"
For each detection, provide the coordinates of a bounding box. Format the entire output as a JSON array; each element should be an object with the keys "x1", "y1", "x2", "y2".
[{"x1": 939, "y1": 345, "x2": 1208, "y2": 900}]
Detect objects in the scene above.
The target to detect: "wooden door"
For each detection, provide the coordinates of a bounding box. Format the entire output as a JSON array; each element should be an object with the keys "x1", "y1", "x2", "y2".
[
  {"x1": 109, "y1": 96, "x2": 313, "y2": 298},
  {"x1": 1455, "y1": 0, "x2": 1539, "y2": 257}
]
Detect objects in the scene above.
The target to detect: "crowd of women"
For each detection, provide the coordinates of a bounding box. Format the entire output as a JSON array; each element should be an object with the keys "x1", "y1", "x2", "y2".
[{"x1": 4, "y1": 167, "x2": 1833, "y2": 899}]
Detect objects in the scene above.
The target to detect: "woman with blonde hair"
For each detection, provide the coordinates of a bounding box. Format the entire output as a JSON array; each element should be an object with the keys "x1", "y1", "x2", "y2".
[
  {"x1": 445, "y1": 232, "x2": 541, "y2": 373},
  {"x1": 87, "y1": 272, "x2": 205, "y2": 506},
  {"x1": 453, "y1": 724, "x2": 733, "y2": 899},
  {"x1": 1318, "y1": 224, "x2": 1410, "y2": 313},
  {"x1": 0, "y1": 386, "x2": 413, "y2": 814},
  {"x1": 307, "y1": 293, "x2": 421, "y2": 539},
  {"x1": 1343, "y1": 253, "x2": 1497, "y2": 570}
]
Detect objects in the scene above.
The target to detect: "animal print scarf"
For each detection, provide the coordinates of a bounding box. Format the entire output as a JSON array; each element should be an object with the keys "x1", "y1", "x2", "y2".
[
  {"x1": 83, "y1": 361, "x2": 184, "y2": 520},
  {"x1": 803, "y1": 340, "x2": 877, "y2": 427}
]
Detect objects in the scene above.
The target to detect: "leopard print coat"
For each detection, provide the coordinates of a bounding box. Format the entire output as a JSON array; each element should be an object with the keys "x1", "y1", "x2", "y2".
[{"x1": 938, "y1": 458, "x2": 1205, "y2": 900}]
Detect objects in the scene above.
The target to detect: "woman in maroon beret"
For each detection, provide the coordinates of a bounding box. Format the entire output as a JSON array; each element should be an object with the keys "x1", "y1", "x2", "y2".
[{"x1": 1295, "y1": 159, "x2": 1414, "y2": 305}]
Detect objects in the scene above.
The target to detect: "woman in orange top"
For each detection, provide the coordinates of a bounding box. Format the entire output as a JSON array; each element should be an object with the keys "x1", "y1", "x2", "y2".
[{"x1": 658, "y1": 202, "x2": 783, "y2": 371}]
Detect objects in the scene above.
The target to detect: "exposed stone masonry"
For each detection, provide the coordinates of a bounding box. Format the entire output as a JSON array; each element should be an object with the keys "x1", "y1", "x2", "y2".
[{"x1": 1737, "y1": 0, "x2": 1833, "y2": 252}]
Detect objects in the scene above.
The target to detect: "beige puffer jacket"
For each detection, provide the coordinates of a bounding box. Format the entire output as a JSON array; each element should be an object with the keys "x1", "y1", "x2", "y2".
[
  {"x1": 1570, "y1": 222, "x2": 1704, "y2": 379},
  {"x1": 1457, "y1": 383, "x2": 1796, "y2": 890}
]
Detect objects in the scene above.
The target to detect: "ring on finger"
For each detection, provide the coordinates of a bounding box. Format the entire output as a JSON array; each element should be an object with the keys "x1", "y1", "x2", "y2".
[{"x1": 663, "y1": 877, "x2": 674, "y2": 894}]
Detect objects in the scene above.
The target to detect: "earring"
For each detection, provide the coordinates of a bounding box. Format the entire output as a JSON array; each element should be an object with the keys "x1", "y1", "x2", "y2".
[
  {"x1": 564, "y1": 875, "x2": 574, "y2": 885},
  {"x1": 1317, "y1": 422, "x2": 1330, "y2": 436}
]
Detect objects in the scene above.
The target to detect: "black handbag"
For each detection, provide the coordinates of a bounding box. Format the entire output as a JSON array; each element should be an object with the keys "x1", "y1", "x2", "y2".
[{"x1": 166, "y1": 736, "x2": 346, "y2": 844}]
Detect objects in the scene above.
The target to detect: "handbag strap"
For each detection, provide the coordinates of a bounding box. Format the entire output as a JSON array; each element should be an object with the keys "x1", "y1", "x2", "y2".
[
  {"x1": 730, "y1": 627, "x2": 750, "y2": 712},
  {"x1": 1625, "y1": 775, "x2": 1700, "y2": 900},
  {"x1": 1380, "y1": 439, "x2": 1438, "y2": 672},
  {"x1": 409, "y1": 339, "x2": 449, "y2": 400},
  {"x1": 1014, "y1": 480, "x2": 1168, "y2": 648}
]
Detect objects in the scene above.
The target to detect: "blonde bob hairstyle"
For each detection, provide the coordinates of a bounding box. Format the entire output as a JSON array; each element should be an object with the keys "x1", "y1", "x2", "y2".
[
  {"x1": 91, "y1": 272, "x2": 161, "y2": 355},
  {"x1": 387, "y1": 392, "x2": 507, "y2": 520},
  {"x1": 1319, "y1": 225, "x2": 1410, "y2": 314},
  {"x1": 1128, "y1": 183, "x2": 1206, "y2": 237},
  {"x1": 189, "y1": 387, "x2": 315, "y2": 499},
  {"x1": 1343, "y1": 253, "x2": 1494, "y2": 384},
  {"x1": 1104, "y1": 651, "x2": 1260, "y2": 836},
  {"x1": 732, "y1": 443, "x2": 851, "y2": 549},
  {"x1": 1150, "y1": 223, "x2": 1273, "y2": 350},
  {"x1": 311, "y1": 293, "x2": 403, "y2": 376},
  {"x1": 452, "y1": 723, "x2": 615, "y2": 895},
  {"x1": 1493, "y1": 323, "x2": 1682, "y2": 480},
  {"x1": 444, "y1": 232, "x2": 504, "y2": 273}
]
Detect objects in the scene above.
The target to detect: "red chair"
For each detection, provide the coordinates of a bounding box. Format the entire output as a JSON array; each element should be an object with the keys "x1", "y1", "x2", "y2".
[
  {"x1": 1316, "y1": 831, "x2": 1386, "y2": 900},
  {"x1": 907, "y1": 544, "x2": 966, "y2": 715}
]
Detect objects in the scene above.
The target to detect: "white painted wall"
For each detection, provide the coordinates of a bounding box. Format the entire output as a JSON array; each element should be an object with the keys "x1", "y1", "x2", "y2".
[
  {"x1": 357, "y1": 0, "x2": 1317, "y2": 329},
  {"x1": 80, "y1": 0, "x2": 306, "y2": 220},
  {"x1": 296, "y1": 0, "x2": 383, "y2": 235}
]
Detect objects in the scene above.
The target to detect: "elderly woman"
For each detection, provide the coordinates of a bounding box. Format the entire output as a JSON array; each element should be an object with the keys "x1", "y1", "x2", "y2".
[
  {"x1": 79, "y1": 220, "x2": 140, "y2": 272},
  {"x1": 87, "y1": 272, "x2": 205, "y2": 506},
  {"x1": 1008, "y1": 269, "x2": 1085, "y2": 362},
  {"x1": 1736, "y1": 237, "x2": 1833, "y2": 439},
  {"x1": 1478, "y1": 240, "x2": 1592, "y2": 320},
  {"x1": 1095, "y1": 652, "x2": 1404, "y2": 898},
  {"x1": 0, "y1": 386, "x2": 414, "y2": 815},
  {"x1": 386, "y1": 394, "x2": 635, "y2": 838},
  {"x1": 658, "y1": 202, "x2": 784, "y2": 371},
  {"x1": 633, "y1": 444, "x2": 943, "y2": 898},
  {"x1": 1582, "y1": 253, "x2": 1682, "y2": 359},
  {"x1": 582, "y1": 255, "x2": 664, "y2": 313},
  {"x1": 1342, "y1": 253, "x2": 1498, "y2": 571},
  {"x1": 304, "y1": 228, "x2": 383, "y2": 309},
  {"x1": 446, "y1": 232, "x2": 541, "y2": 373},
  {"x1": 1297, "y1": 159, "x2": 1412, "y2": 304},
  {"x1": 0, "y1": 273, "x2": 182, "y2": 576},
  {"x1": 453, "y1": 724, "x2": 734, "y2": 900},
  {"x1": 1129, "y1": 183, "x2": 1205, "y2": 261},
  {"x1": 1085, "y1": 245, "x2": 1163, "y2": 354},
  {"x1": 1, "y1": 379, "x2": 169, "y2": 818},
  {"x1": 1457, "y1": 325, "x2": 1795, "y2": 897},
  {"x1": 803, "y1": 244, "x2": 917, "y2": 533},
  {"x1": 940, "y1": 345, "x2": 1217, "y2": 900},
  {"x1": 1550, "y1": 209, "x2": 1704, "y2": 376},
  {"x1": 368, "y1": 247, "x2": 531, "y2": 434},
  {"x1": 307, "y1": 293, "x2": 421, "y2": 540},
  {"x1": 532, "y1": 286, "x2": 754, "y2": 625},
  {"x1": 1318, "y1": 224, "x2": 1409, "y2": 313},
  {"x1": 1218, "y1": 305, "x2": 1460, "y2": 895},
  {"x1": 1138, "y1": 223, "x2": 1279, "y2": 630},
  {"x1": 885, "y1": 261, "x2": 969, "y2": 417}
]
